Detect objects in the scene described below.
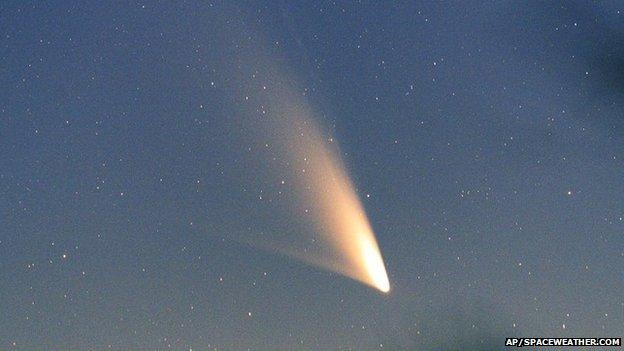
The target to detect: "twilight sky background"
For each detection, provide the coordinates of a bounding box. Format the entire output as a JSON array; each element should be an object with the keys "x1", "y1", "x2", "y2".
[{"x1": 1, "y1": 1, "x2": 623, "y2": 350}]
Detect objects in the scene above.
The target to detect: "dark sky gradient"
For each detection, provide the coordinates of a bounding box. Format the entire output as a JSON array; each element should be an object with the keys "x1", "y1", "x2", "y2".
[{"x1": 1, "y1": 1, "x2": 623, "y2": 350}]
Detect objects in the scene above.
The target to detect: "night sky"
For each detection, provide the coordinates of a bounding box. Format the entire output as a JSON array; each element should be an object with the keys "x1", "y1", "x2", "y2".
[{"x1": 1, "y1": 1, "x2": 623, "y2": 350}]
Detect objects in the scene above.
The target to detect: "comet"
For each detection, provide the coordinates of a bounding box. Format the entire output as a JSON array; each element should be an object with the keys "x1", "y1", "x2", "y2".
[
  {"x1": 286, "y1": 118, "x2": 391, "y2": 293},
  {"x1": 216, "y1": 18, "x2": 390, "y2": 293}
]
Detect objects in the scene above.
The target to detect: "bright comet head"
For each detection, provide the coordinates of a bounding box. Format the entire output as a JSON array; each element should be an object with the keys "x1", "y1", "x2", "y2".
[{"x1": 362, "y1": 237, "x2": 391, "y2": 293}]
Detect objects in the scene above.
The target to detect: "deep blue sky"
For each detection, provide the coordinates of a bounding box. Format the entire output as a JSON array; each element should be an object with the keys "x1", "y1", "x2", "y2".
[{"x1": 1, "y1": 1, "x2": 623, "y2": 350}]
